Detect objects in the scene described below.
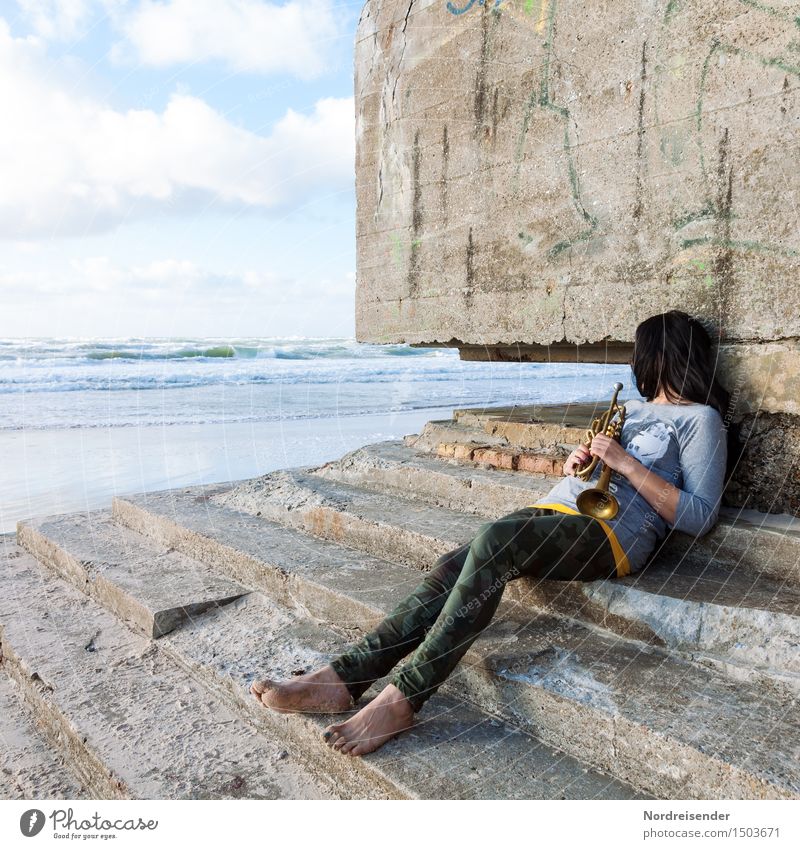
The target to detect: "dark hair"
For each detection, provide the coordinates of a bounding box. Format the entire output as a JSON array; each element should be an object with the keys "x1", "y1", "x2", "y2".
[
  {"x1": 630, "y1": 310, "x2": 740, "y2": 482},
  {"x1": 630, "y1": 311, "x2": 730, "y2": 417}
]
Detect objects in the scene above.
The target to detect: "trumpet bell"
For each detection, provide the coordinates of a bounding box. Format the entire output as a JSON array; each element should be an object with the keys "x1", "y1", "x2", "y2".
[{"x1": 576, "y1": 488, "x2": 619, "y2": 520}]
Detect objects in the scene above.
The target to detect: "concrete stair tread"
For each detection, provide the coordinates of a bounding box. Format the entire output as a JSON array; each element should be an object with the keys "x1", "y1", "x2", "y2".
[
  {"x1": 458, "y1": 611, "x2": 800, "y2": 797},
  {"x1": 405, "y1": 418, "x2": 516, "y2": 453},
  {"x1": 0, "y1": 671, "x2": 88, "y2": 799},
  {"x1": 113, "y1": 487, "x2": 425, "y2": 626},
  {"x1": 408, "y1": 415, "x2": 585, "y2": 456},
  {"x1": 0, "y1": 542, "x2": 334, "y2": 800},
  {"x1": 453, "y1": 402, "x2": 607, "y2": 428},
  {"x1": 302, "y1": 439, "x2": 800, "y2": 585},
  {"x1": 112, "y1": 488, "x2": 800, "y2": 798},
  {"x1": 159, "y1": 590, "x2": 646, "y2": 799},
  {"x1": 312, "y1": 439, "x2": 559, "y2": 508},
  {"x1": 618, "y1": 555, "x2": 800, "y2": 614},
  {"x1": 117, "y1": 481, "x2": 800, "y2": 692},
  {"x1": 18, "y1": 512, "x2": 249, "y2": 638},
  {"x1": 516, "y1": 553, "x2": 800, "y2": 693},
  {"x1": 213, "y1": 467, "x2": 485, "y2": 567},
  {"x1": 717, "y1": 507, "x2": 800, "y2": 540}
]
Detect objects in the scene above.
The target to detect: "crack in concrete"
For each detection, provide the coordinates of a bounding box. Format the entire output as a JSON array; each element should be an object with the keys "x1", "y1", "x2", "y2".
[{"x1": 391, "y1": 1, "x2": 415, "y2": 108}]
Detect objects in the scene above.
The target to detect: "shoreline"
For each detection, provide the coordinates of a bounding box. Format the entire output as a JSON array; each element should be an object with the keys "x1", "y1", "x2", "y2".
[{"x1": 0, "y1": 406, "x2": 457, "y2": 534}]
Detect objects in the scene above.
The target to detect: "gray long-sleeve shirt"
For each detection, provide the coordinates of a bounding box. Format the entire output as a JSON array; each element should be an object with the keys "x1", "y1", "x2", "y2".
[{"x1": 531, "y1": 398, "x2": 728, "y2": 574}]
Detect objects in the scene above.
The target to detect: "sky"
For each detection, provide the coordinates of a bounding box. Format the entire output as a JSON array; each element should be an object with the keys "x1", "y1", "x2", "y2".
[{"x1": 0, "y1": 0, "x2": 363, "y2": 338}]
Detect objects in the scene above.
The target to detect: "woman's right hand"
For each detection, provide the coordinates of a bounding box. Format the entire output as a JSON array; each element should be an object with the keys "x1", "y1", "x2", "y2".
[{"x1": 562, "y1": 444, "x2": 592, "y2": 477}]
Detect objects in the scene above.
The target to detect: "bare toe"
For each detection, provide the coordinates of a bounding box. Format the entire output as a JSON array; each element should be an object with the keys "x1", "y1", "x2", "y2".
[
  {"x1": 323, "y1": 727, "x2": 341, "y2": 747},
  {"x1": 250, "y1": 679, "x2": 272, "y2": 696}
]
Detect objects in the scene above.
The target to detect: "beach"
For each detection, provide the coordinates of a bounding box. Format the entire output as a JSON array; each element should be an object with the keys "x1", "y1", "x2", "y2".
[
  {"x1": 0, "y1": 407, "x2": 462, "y2": 534},
  {"x1": 0, "y1": 337, "x2": 632, "y2": 533}
]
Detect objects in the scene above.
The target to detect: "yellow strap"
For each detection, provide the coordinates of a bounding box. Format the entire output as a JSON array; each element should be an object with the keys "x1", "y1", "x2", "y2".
[{"x1": 526, "y1": 502, "x2": 631, "y2": 578}]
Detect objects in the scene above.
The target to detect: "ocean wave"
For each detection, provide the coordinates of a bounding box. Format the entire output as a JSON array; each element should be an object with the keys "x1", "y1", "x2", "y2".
[
  {"x1": 0, "y1": 337, "x2": 452, "y2": 364},
  {"x1": 86, "y1": 345, "x2": 239, "y2": 361},
  {"x1": 0, "y1": 363, "x2": 623, "y2": 393},
  {"x1": 0, "y1": 336, "x2": 633, "y2": 441}
]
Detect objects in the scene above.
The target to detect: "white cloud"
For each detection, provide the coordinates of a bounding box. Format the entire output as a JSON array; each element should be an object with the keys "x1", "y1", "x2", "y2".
[
  {"x1": 0, "y1": 257, "x2": 208, "y2": 297},
  {"x1": 13, "y1": 0, "x2": 94, "y2": 40},
  {"x1": 0, "y1": 254, "x2": 356, "y2": 336},
  {"x1": 0, "y1": 255, "x2": 351, "y2": 299},
  {"x1": 13, "y1": 0, "x2": 347, "y2": 78},
  {"x1": 114, "y1": 0, "x2": 344, "y2": 78},
  {"x1": 0, "y1": 18, "x2": 355, "y2": 240}
]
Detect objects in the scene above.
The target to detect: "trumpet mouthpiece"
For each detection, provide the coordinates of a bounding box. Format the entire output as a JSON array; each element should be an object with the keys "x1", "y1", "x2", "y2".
[{"x1": 613, "y1": 382, "x2": 623, "y2": 391}]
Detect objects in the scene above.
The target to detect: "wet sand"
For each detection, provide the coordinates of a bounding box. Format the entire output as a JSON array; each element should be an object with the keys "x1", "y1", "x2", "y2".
[{"x1": 0, "y1": 406, "x2": 456, "y2": 533}]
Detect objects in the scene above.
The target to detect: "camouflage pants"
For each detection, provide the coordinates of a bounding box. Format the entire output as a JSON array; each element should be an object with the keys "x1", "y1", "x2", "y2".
[{"x1": 329, "y1": 506, "x2": 617, "y2": 713}]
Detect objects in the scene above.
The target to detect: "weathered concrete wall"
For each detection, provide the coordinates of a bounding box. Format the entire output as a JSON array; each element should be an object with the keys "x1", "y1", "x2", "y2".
[{"x1": 354, "y1": 0, "x2": 800, "y2": 415}]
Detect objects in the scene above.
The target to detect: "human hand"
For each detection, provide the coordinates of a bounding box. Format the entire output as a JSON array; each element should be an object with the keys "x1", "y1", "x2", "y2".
[
  {"x1": 586, "y1": 433, "x2": 636, "y2": 476},
  {"x1": 562, "y1": 444, "x2": 592, "y2": 477}
]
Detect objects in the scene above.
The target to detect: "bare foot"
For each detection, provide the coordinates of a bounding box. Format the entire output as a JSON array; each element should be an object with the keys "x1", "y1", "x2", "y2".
[
  {"x1": 322, "y1": 683, "x2": 415, "y2": 756},
  {"x1": 250, "y1": 664, "x2": 354, "y2": 714}
]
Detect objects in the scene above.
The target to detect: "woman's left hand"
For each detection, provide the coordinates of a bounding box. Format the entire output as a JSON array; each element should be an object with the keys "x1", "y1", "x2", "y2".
[{"x1": 587, "y1": 434, "x2": 636, "y2": 476}]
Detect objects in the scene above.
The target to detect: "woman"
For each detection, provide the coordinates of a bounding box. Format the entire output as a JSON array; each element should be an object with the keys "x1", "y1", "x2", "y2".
[{"x1": 250, "y1": 310, "x2": 733, "y2": 756}]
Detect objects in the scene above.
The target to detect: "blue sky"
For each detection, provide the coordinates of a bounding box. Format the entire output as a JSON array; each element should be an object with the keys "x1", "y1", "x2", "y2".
[{"x1": 0, "y1": 0, "x2": 363, "y2": 338}]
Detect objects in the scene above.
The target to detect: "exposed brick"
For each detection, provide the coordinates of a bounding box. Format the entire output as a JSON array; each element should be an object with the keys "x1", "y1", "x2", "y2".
[
  {"x1": 517, "y1": 453, "x2": 561, "y2": 476},
  {"x1": 473, "y1": 448, "x2": 517, "y2": 470}
]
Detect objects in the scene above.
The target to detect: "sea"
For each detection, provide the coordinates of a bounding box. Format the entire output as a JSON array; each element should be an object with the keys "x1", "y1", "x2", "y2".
[{"x1": 0, "y1": 337, "x2": 633, "y2": 533}]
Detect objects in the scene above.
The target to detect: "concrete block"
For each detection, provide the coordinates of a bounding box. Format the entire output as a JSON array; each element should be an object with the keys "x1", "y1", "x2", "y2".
[
  {"x1": 17, "y1": 513, "x2": 248, "y2": 638},
  {"x1": 0, "y1": 543, "x2": 335, "y2": 800},
  {"x1": 0, "y1": 667, "x2": 87, "y2": 800},
  {"x1": 355, "y1": 1, "x2": 800, "y2": 423}
]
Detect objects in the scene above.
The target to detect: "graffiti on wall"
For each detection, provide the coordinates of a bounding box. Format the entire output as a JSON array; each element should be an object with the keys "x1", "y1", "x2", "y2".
[
  {"x1": 447, "y1": 1, "x2": 551, "y2": 15},
  {"x1": 446, "y1": 0, "x2": 502, "y2": 15}
]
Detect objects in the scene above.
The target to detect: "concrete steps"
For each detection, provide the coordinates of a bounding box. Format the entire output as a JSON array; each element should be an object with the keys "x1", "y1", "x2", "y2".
[
  {"x1": 203, "y1": 466, "x2": 800, "y2": 692},
  {"x1": 9, "y1": 517, "x2": 644, "y2": 800},
  {"x1": 309, "y1": 439, "x2": 800, "y2": 585},
  {"x1": 5, "y1": 404, "x2": 799, "y2": 800},
  {"x1": 110, "y1": 487, "x2": 800, "y2": 799},
  {"x1": 313, "y1": 439, "x2": 559, "y2": 517},
  {"x1": 211, "y1": 467, "x2": 485, "y2": 571},
  {"x1": 0, "y1": 670, "x2": 88, "y2": 799},
  {"x1": 521, "y1": 551, "x2": 800, "y2": 697},
  {"x1": 17, "y1": 512, "x2": 248, "y2": 638},
  {"x1": 0, "y1": 540, "x2": 336, "y2": 800},
  {"x1": 307, "y1": 442, "x2": 800, "y2": 694},
  {"x1": 157, "y1": 591, "x2": 644, "y2": 800}
]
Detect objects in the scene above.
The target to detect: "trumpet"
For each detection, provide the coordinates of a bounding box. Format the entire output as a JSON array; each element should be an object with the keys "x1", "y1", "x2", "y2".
[{"x1": 574, "y1": 382, "x2": 626, "y2": 521}]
